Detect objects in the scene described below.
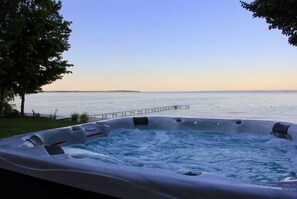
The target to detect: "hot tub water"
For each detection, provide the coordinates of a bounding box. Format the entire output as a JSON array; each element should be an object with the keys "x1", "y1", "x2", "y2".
[{"x1": 64, "y1": 129, "x2": 297, "y2": 186}]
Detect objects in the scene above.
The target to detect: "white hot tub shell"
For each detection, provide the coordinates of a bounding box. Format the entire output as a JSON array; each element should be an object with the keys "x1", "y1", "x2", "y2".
[{"x1": 0, "y1": 116, "x2": 297, "y2": 199}]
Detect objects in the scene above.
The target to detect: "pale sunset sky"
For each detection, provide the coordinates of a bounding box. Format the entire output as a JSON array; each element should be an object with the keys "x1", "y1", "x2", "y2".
[{"x1": 43, "y1": 0, "x2": 297, "y2": 92}]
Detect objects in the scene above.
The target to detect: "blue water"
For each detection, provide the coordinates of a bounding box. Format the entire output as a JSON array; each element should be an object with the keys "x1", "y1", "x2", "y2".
[
  {"x1": 13, "y1": 91, "x2": 297, "y2": 123},
  {"x1": 65, "y1": 129, "x2": 297, "y2": 184}
]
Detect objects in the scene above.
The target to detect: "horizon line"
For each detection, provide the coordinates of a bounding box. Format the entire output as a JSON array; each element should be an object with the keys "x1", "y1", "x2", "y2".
[{"x1": 42, "y1": 89, "x2": 297, "y2": 93}]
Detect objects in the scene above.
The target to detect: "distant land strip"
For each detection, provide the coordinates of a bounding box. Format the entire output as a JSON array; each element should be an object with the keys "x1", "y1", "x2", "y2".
[
  {"x1": 42, "y1": 90, "x2": 297, "y2": 93},
  {"x1": 43, "y1": 90, "x2": 140, "y2": 93}
]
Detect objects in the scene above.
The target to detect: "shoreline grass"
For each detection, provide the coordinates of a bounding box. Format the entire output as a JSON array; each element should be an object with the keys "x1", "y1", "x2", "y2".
[{"x1": 0, "y1": 117, "x2": 79, "y2": 139}]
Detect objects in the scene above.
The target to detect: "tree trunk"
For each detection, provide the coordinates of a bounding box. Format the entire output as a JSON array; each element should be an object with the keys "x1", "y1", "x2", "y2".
[
  {"x1": 20, "y1": 92, "x2": 25, "y2": 116},
  {"x1": 0, "y1": 88, "x2": 4, "y2": 115}
]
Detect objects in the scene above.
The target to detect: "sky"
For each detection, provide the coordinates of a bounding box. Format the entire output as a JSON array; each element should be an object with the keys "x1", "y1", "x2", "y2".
[{"x1": 43, "y1": 0, "x2": 297, "y2": 92}]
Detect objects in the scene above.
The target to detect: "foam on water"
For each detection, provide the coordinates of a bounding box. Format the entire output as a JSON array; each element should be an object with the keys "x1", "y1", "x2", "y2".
[{"x1": 64, "y1": 129, "x2": 297, "y2": 185}]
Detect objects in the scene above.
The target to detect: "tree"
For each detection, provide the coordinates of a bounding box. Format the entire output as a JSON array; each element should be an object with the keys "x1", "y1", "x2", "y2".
[
  {"x1": 1, "y1": 90, "x2": 19, "y2": 116},
  {"x1": 0, "y1": 0, "x2": 23, "y2": 114},
  {"x1": 240, "y1": 0, "x2": 297, "y2": 47},
  {"x1": 2, "y1": 0, "x2": 73, "y2": 116}
]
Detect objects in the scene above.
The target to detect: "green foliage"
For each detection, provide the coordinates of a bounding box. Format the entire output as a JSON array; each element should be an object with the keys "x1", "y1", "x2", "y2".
[
  {"x1": 0, "y1": 0, "x2": 73, "y2": 115},
  {"x1": 71, "y1": 112, "x2": 89, "y2": 123},
  {"x1": 241, "y1": 0, "x2": 297, "y2": 47},
  {"x1": 80, "y1": 112, "x2": 89, "y2": 123},
  {"x1": 0, "y1": 90, "x2": 19, "y2": 117},
  {"x1": 3, "y1": 103, "x2": 19, "y2": 117},
  {"x1": 71, "y1": 113, "x2": 80, "y2": 122},
  {"x1": 0, "y1": 1, "x2": 23, "y2": 113},
  {"x1": 49, "y1": 109, "x2": 58, "y2": 120},
  {"x1": 3, "y1": 90, "x2": 14, "y2": 102}
]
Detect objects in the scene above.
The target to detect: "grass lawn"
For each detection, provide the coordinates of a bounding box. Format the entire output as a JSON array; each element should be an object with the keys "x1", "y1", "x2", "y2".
[{"x1": 0, "y1": 117, "x2": 79, "y2": 139}]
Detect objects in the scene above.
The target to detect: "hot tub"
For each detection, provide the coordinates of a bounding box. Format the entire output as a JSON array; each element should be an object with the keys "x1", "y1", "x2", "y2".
[{"x1": 0, "y1": 116, "x2": 297, "y2": 199}]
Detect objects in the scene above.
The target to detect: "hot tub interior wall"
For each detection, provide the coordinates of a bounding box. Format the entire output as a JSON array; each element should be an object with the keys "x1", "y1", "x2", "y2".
[
  {"x1": 21, "y1": 117, "x2": 297, "y2": 150},
  {"x1": 104, "y1": 116, "x2": 290, "y2": 136}
]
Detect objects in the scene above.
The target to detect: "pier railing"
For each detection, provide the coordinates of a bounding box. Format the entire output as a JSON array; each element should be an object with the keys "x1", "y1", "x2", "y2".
[{"x1": 89, "y1": 105, "x2": 190, "y2": 121}]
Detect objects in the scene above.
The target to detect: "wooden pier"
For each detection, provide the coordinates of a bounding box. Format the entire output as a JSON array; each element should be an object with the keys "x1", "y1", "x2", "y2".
[{"x1": 89, "y1": 105, "x2": 190, "y2": 121}]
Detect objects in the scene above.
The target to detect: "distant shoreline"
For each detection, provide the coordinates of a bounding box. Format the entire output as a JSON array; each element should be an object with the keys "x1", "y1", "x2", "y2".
[
  {"x1": 43, "y1": 90, "x2": 141, "y2": 93},
  {"x1": 42, "y1": 90, "x2": 297, "y2": 93}
]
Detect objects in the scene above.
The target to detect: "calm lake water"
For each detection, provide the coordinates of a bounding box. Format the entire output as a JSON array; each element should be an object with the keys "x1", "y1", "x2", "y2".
[{"x1": 13, "y1": 91, "x2": 297, "y2": 123}]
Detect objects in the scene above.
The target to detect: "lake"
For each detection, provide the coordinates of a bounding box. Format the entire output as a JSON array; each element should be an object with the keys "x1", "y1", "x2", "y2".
[{"x1": 13, "y1": 91, "x2": 297, "y2": 123}]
